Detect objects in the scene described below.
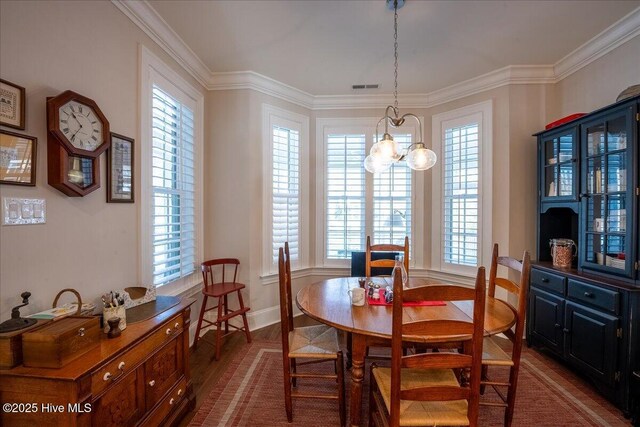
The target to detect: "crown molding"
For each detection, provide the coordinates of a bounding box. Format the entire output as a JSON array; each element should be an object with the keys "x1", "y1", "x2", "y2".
[
  {"x1": 423, "y1": 65, "x2": 555, "y2": 108},
  {"x1": 209, "y1": 71, "x2": 315, "y2": 109},
  {"x1": 554, "y1": 6, "x2": 640, "y2": 81},
  {"x1": 111, "y1": 0, "x2": 211, "y2": 88},
  {"x1": 114, "y1": 1, "x2": 639, "y2": 110},
  {"x1": 312, "y1": 65, "x2": 555, "y2": 110}
]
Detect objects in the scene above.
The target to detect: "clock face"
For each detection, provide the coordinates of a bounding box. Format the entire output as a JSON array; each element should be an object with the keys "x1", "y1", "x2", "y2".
[{"x1": 58, "y1": 100, "x2": 104, "y2": 151}]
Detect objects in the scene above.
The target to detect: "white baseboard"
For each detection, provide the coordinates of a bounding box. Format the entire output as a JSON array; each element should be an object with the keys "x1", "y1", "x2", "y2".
[
  {"x1": 246, "y1": 305, "x2": 283, "y2": 331},
  {"x1": 188, "y1": 322, "x2": 198, "y2": 346}
]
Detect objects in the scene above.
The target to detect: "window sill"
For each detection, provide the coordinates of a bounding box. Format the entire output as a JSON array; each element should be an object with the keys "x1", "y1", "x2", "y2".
[
  {"x1": 260, "y1": 266, "x2": 350, "y2": 286},
  {"x1": 156, "y1": 273, "x2": 203, "y2": 298},
  {"x1": 258, "y1": 266, "x2": 475, "y2": 287}
]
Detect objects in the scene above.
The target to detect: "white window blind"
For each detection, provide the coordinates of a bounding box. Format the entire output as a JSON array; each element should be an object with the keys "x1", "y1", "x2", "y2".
[
  {"x1": 443, "y1": 123, "x2": 479, "y2": 266},
  {"x1": 272, "y1": 125, "x2": 300, "y2": 263},
  {"x1": 374, "y1": 133, "x2": 412, "y2": 250},
  {"x1": 151, "y1": 85, "x2": 196, "y2": 286},
  {"x1": 326, "y1": 134, "x2": 365, "y2": 259}
]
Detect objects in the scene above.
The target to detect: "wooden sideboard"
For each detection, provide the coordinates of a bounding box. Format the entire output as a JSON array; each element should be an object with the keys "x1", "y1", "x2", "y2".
[{"x1": 0, "y1": 298, "x2": 195, "y2": 427}]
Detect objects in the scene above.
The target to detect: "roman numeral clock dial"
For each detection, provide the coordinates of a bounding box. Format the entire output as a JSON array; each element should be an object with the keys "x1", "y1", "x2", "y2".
[{"x1": 46, "y1": 90, "x2": 110, "y2": 197}]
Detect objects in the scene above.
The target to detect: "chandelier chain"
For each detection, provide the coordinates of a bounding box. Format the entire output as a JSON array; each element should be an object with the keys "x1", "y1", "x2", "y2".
[{"x1": 393, "y1": 0, "x2": 398, "y2": 111}]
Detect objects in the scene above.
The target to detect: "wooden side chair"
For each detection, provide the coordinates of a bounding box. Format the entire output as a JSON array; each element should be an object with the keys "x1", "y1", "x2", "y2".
[
  {"x1": 278, "y1": 242, "x2": 346, "y2": 426},
  {"x1": 361, "y1": 235, "x2": 410, "y2": 360},
  {"x1": 365, "y1": 235, "x2": 409, "y2": 277},
  {"x1": 369, "y1": 266, "x2": 487, "y2": 427},
  {"x1": 479, "y1": 244, "x2": 531, "y2": 427},
  {"x1": 193, "y1": 258, "x2": 252, "y2": 361}
]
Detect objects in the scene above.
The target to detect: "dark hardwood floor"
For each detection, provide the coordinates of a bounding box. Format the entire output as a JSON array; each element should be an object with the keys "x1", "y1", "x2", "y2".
[{"x1": 179, "y1": 316, "x2": 318, "y2": 426}]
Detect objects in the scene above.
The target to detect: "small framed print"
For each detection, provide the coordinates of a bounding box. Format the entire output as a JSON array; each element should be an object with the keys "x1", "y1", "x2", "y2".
[
  {"x1": 0, "y1": 79, "x2": 26, "y2": 130},
  {"x1": 0, "y1": 130, "x2": 36, "y2": 186},
  {"x1": 107, "y1": 132, "x2": 134, "y2": 203}
]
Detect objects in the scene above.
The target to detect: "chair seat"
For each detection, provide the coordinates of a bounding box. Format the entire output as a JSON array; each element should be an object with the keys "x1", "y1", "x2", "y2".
[
  {"x1": 372, "y1": 367, "x2": 469, "y2": 426},
  {"x1": 288, "y1": 324, "x2": 340, "y2": 359},
  {"x1": 482, "y1": 336, "x2": 514, "y2": 367},
  {"x1": 203, "y1": 281, "x2": 246, "y2": 297}
]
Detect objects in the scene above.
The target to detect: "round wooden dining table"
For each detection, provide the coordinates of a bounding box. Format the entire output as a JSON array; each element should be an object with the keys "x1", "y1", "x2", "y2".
[{"x1": 295, "y1": 276, "x2": 517, "y2": 427}]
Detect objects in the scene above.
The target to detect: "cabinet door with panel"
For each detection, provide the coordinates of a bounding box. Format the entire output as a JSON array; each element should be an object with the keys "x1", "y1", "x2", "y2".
[
  {"x1": 564, "y1": 301, "x2": 619, "y2": 386},
  {"x1": 145, "y1": 335, "x2": 184, "y2": 410},
  {"x1": 92, "y1": 367, "x2": 145, "y2": 427},
  {"x1": 580, "y1": 102, "x2": 637, "y2": 279},
  {"x1": 540, "y1": 126, "x2": 579, "y2": 202},
  {"x1": 529, "y1": 287, "x2": 565, "y2": 354}
]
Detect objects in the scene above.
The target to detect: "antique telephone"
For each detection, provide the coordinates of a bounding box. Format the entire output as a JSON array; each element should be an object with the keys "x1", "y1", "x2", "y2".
[{"x1": 0, "y1": 292, "x2": 37, "y2": 333}]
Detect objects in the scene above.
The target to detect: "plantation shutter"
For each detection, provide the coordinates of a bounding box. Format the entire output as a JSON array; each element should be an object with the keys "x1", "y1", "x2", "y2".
[
  {"x1": 272, "y1": 125, "x2": 300, "y2": 263},
  {"x1": 326, "y1": 134, "x2": 365, "y2": 259},
  {"x1": 151, "y1": 85, "x2": 196, "y2": 286},
  {"x1": 443, "y1": 123, "x2": 479, "y2": 266}
]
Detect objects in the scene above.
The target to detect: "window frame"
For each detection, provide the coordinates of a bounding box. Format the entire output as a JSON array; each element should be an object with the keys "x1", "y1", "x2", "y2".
[
  {"x1": 315, "y1": 117, "x2": 424, "y2": 268},
  {"x1": 262, "y1": 104, "x2": 310, "y2": 275},
  {"x1": 140, "y1": 46, "x2": 204, "y2": 295},
  {"x1": 431, "y1": 100, "x2": 493, "y2": 277}
]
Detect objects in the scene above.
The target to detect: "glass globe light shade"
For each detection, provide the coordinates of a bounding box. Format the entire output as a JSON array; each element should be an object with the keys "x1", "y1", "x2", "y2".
[
  {"x1": 364, "y1": 154, "x2": 392, "y2": 173},
  {"x1": 376, "y1": 133, "x2": 399, "y2": 159},
  {"x1": 406, "y1": 144, "x2": 437, "y2": 171}
]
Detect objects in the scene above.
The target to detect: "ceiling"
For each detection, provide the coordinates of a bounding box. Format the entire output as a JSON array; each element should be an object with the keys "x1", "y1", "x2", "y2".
[{"x1": 148, "y1": 0, "x2": 640, "y2": 96}]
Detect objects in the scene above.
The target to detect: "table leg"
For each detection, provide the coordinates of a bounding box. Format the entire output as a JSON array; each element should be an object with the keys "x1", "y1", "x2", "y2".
[
  {"x1": 346, "y1": 332, "x2": 353, "y2": 369},
  {"x1": 350, "y1": 333, "x2": 366, "y2": 427}
]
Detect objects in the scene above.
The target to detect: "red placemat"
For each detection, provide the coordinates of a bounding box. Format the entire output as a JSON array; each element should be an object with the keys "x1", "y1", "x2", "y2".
[{"x1": 367, "y1": 295, "x2": 446, "y2": 306}]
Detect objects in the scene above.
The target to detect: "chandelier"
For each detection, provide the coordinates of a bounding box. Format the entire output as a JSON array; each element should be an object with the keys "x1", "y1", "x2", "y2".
[{"x1": 364, "y1": 0, "x2": 437, "y2": 174}]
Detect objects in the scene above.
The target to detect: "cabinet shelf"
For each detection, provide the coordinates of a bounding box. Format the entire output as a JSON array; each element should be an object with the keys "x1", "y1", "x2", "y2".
[{"x1": 585, "y1": 232, "x2": 627, "y2": 238}]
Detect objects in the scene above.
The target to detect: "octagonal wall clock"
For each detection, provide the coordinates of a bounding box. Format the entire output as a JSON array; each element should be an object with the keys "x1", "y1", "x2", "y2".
[{"x1": 46, "y1": 90, "x2": 110, "y2": 197}]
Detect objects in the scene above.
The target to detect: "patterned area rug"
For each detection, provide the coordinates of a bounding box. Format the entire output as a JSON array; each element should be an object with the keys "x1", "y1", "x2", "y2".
[{"x1": 189, "y1": 340, "x2": 630, "y2": 426}]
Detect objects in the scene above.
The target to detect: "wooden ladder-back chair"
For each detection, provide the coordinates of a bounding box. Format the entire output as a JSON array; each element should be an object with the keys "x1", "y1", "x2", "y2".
[
  {"x1": 361, "y1": 236, "x2": 410, "y2": 361},
  {"x1": 278, "y1": 243, "x2": 346, "y2": 426},
  {"x1": 480, "y1": 244, "x2": 531, "y2": 427},
  {"x1": 365, "y1": 235, "x2": 409, "y2": 277},
  {"x1": 194, "y1": 258, "x2": 252, "y2": 361},
  {"x1": 369, "y1": 266, "x2": 487, "y2": 427}
]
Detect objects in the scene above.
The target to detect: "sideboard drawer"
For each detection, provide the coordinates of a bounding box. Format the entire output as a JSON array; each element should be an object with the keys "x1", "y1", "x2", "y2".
[
  {"x1": 568, "y1": 280, "x2": 620, "y2": 314},
  {"x1": 92, "y1": 313, "x2": 184, "y2": 396},
  {"x1": 531, "y1": 268, "x2": 566, "y2": 295},
  {"x1": 140, "y1": 377, "x2": 187, "y2": 427}
]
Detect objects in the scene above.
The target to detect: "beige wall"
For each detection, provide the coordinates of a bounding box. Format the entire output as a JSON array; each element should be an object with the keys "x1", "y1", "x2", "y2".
[
  {"x1": 507, "y1": 85, "x2": 548, "y2": 260},
  {"x1": 0, "y1": 0, "x2": 204, "y2": 320},
  {"x1": 555, "y1": 36, "x2": 640, "y2": 117}
]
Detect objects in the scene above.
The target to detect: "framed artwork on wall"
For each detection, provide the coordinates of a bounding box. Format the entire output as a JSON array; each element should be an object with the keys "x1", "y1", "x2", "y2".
[
  {"x1": 0, "y1": 79, "x2": 26, "y2": 130},
  {"x1": 107, "y1": 132, "x2": 134, "y2": 203},
  {"x1": 0, "y1": 130, "x2": 36, "y2": 186}
]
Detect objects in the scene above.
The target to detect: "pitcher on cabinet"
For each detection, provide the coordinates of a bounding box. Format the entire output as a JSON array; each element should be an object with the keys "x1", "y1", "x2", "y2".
[{"x1": 549, "y1": 238, "x2": 576, "y2": 268}]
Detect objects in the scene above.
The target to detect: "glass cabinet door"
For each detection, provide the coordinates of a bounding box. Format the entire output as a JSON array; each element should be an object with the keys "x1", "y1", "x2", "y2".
[
  {"x1": 541, "y1": 128, "x2": 578, "y2": 201},
  {"x1": 581, "y1": 105, "x2": 635, "y2": 277}
]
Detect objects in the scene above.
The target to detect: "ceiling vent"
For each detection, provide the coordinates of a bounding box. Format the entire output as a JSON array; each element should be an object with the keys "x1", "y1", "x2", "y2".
[{"x1": 352, "y1": 84, "x2": 380, "y2": 90}]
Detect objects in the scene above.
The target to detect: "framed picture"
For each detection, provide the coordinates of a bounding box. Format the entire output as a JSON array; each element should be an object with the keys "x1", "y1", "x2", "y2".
[
  {"x1": 0, "y1": 79, "x2": 26, "y2": 130},
  {"x1": 0, "y1": 130, "x2": 36, "y2": 186},
  {"x1": 107, "y1": 132, "x2": 134, "y2": 203}
]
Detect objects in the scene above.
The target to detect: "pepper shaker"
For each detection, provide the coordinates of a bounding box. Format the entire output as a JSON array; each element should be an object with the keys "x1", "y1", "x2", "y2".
[{"x1": 107, "y1": 317, "x2": 122, "y2": 338}]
